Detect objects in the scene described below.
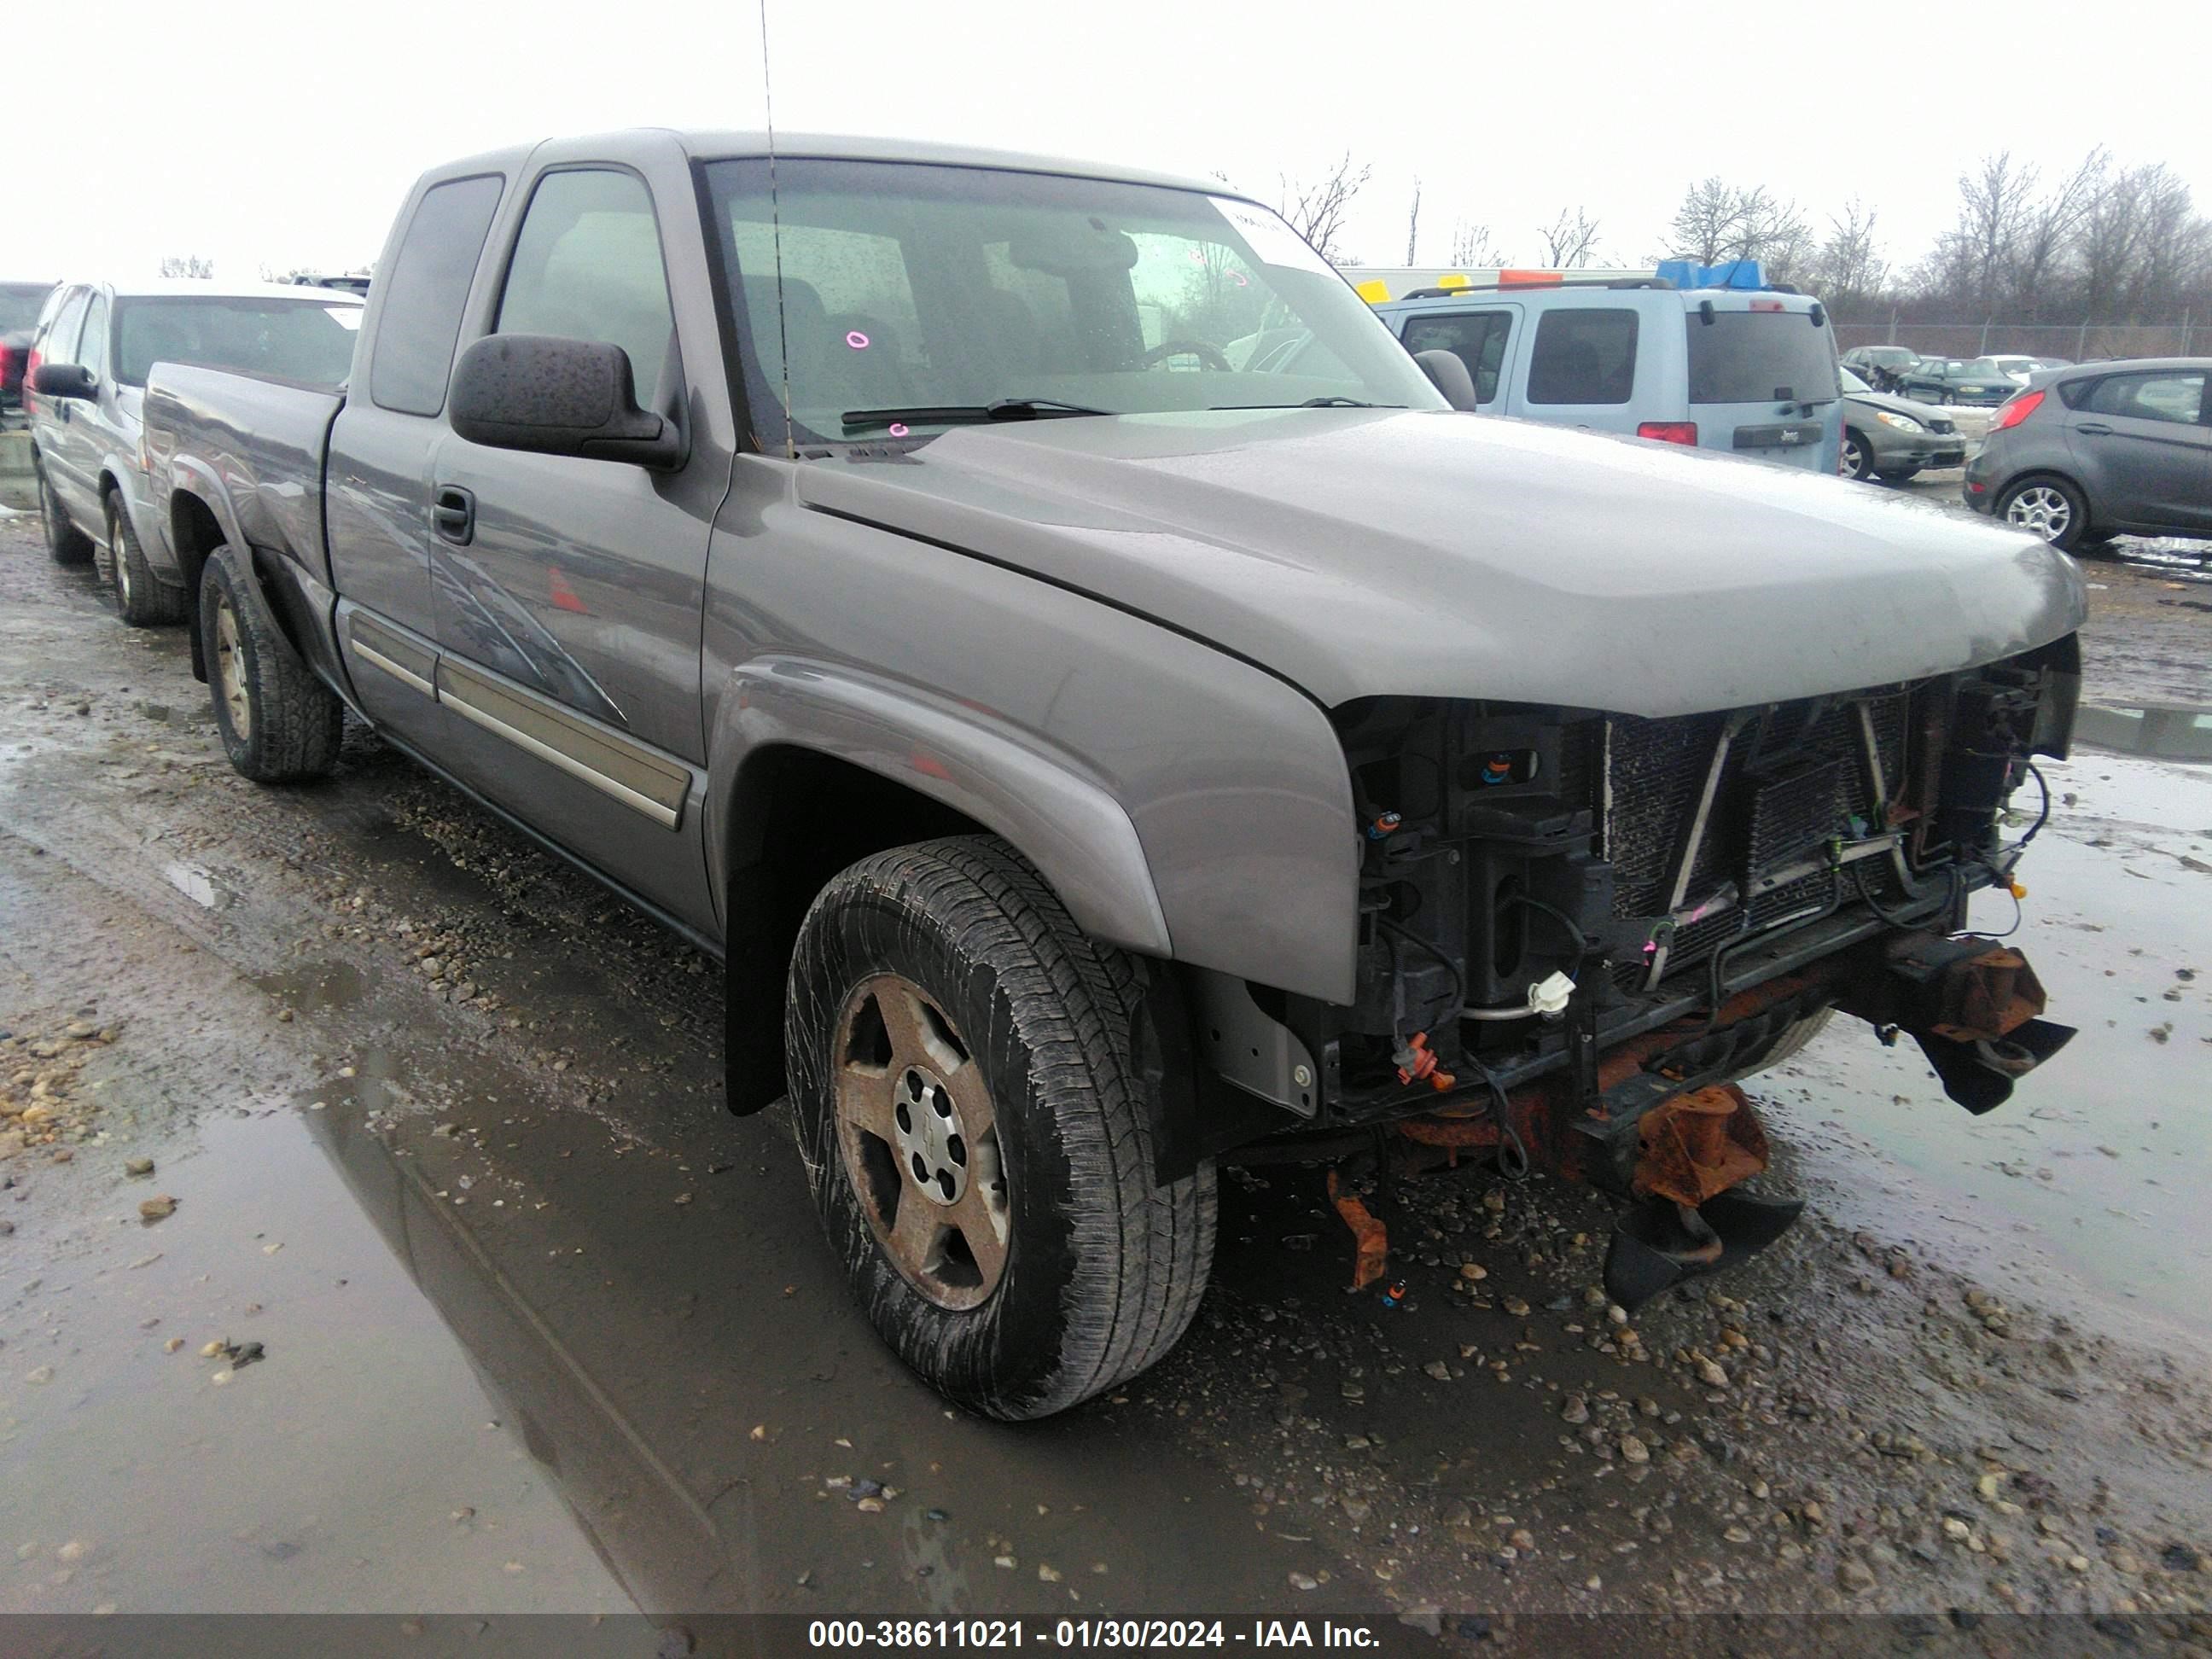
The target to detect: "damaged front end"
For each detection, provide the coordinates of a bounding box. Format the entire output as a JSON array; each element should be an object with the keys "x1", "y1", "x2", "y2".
[{"x1": 1214, "y1": 634, "x2": 2081, "y2": 1305}]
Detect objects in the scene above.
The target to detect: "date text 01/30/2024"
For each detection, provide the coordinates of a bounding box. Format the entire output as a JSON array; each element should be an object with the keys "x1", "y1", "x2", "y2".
[{"x1": 806, "y1": 1620, "x2": 1386, "y2": 1649}]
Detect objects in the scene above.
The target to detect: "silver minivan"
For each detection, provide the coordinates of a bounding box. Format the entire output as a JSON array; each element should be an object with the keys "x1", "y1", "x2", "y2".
[
  {"x1": 26, "y1": 279, "x2": 362, "y2": 622},
  {"x1": 1371, "y1": 279, "x2": 1843, "y2": 474}
]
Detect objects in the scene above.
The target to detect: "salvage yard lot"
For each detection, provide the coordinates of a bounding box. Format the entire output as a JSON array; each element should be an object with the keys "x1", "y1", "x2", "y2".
[{"x1": 1, "y1": 504, "x2": 2209, "y2": 1640}]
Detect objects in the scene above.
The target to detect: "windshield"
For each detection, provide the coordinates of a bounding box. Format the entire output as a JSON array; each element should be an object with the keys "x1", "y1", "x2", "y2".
[
  {"x1": 1959, "y1": 358, "x2": 2005, "y2": 377},
  {"x1": 1684, "y1": 309, "x2": 1839, "y2": 405},
  {"x1": 1840, "y1": 367, "x2": 1871, "y2": 392},
  {"x1": 114, "y1": 296, "x2": 363, "y2": 387},
  {"x1": 704, "y1": 158, "x2": 1443, "y2": 445},
  {"x1": 0, "y1": 284, "x2": 50, "y2": 332}
]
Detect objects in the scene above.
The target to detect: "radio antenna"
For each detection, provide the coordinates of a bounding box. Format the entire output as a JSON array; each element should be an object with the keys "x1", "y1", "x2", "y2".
[{"x1": 758, "y1": 0, "x2": 794, "y2": 456}]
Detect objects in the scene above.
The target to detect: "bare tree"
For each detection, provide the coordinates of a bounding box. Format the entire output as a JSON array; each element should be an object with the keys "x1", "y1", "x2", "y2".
[
  {"x1": 1666, "y1": 178, "x2": 1741, "y2": 265},
  {"x1": 1537, "y1": 207, "x2": 1602, "y2": 268},
  {"x1": 1933, "y1": 152, "x2": 2040, "y2": 308},
  {"x1": 1447, "y1": 219, "x2": 1508, "y2": 268},
  {"x1": 158, "y1": 254, "x2": 214, "y2": 279},
  {"x1": 1806, "y1": 199, "x2": 1888, "y2": 307},
  {"x1": 1662, "y1": 179, "x2": 1808, "y2": 273},
  {"x1": 1278, "y1": 151, "x2": 1371, "y2": 264},
  {"x1": 1405, "y1": 180, "x2": 1421, "y2": 266},
  {"x1": 2006, "y1": 148, "x2": 2106, "y2": 317}
]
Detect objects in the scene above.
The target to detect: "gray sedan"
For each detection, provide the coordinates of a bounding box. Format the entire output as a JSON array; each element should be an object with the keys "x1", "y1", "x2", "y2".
[{"x1": 1838, "y1": 367, "x2": 1966, "y2": 482}]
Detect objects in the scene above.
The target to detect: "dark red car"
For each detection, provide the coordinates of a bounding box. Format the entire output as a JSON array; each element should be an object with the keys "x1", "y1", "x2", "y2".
[{"x1": 1, "y1": 281, "x2": 59, "y2": 415}]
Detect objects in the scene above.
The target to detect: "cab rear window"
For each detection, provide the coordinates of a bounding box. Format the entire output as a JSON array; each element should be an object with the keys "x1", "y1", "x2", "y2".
[{"x1": 1686, "y1": 311, "x2": 1838, "y2": 405}]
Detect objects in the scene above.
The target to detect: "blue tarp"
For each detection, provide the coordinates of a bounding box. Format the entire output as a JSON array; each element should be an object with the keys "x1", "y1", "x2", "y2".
[{"x1": 1653, "y1": 259, "x2": 1769, "y2": 292}]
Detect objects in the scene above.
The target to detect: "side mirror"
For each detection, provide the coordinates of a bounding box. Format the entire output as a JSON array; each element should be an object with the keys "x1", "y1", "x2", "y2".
[
  {"x1": 449, "y1": 334, "x2": 684, "y2": 469},
  {"x1": 31, "y1": 362, "x2": 96, "y2": 399},
  {"x1": 1414, "y1": 349, "x2": 1480, "y2": 411}
]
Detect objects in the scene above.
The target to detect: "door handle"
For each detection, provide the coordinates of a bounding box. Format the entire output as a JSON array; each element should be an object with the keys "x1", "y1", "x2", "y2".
[
  {"x1": 432, "y1": 485, "x2": 475, "y2": 545},
  {"x1": 2074, "y1": 422, "x2": 2113, "y2": 435}
]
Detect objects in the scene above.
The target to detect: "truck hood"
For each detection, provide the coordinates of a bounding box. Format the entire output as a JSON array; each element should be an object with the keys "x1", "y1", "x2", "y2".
[{"x1": 794, "y1": 407, "x2": 2084, "y2": 716}]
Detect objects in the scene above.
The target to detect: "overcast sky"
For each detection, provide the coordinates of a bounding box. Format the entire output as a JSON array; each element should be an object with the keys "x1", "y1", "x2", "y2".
[{"x1": 34, "y1": 0, "x2": 2210, "y2": 297}]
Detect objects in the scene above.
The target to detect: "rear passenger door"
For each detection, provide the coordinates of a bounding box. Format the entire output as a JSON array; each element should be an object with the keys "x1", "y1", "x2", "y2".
[
  {"x1": 428, "y1": 164, "x2": 717, "y2": 927},
  {"x1": 328, "y1": 172, "x2": 507, "y2": 752},
  {"x1": 1398, "y1": 306, "x2": 1520, "y2": 409},
  {"x1": 1505, "y1": 306, "x2": 1640, "y2": 436},
  {"x1": 2065, "y1": 369, "x2": 2212, "y2": 532}
]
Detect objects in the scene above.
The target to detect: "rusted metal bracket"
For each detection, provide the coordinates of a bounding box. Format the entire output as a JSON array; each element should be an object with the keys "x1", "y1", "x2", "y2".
[
  {"x1": 1630, "y1": 1083, "x2": 1770, "y2": 1208},
  {"x1": 1325, "y1": 1168, "x2": 1390, "y2": 1292},
  {"x1": 1835, "y1": 932, "x2": 2076, "y2": 1115}
]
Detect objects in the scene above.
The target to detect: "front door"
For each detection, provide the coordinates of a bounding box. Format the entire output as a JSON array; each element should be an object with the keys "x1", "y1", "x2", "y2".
[
  {"x1": 34, "y1": 289, "x2": 96, "y2": 523},
  {"x1": 429, "y1": 165, "x2": 716, "y2": 928},
  {"x1": 2066, "y1": 368, "x2": 2212, "y2": 533},
  {"x1": 1398, "y1": 305, "x2": 1521, "y2": 410}
]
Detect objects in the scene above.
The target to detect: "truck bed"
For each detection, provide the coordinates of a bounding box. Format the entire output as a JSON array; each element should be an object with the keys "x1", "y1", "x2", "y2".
[{"x1": 143, "y1": 363, "x2": 345, "y2": 589}]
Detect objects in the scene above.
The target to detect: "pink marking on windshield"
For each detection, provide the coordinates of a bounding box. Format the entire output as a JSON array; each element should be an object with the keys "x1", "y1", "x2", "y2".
[{"x1": 846, "y1": 330, "x2": 870, "y2": 349}]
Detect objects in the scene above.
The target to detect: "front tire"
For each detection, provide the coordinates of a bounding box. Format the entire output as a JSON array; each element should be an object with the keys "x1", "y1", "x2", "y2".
[
  {"x1": 786, "y1": 836, "x2": 1216, "y2": 1420},
  {"x1": 1839, "y1": 429, "x2": 1876, "y2": 481},
  {"x1": 108, "y1": 497, "x2": 187, "y2": 627},
  {"x1": 199, "y1": 542, "x2": 343, "y2": 782},
  {"x1": 1998, "y1": 475, "x2": 2088, "y2": 552},
  {"x1": 38, "y1": 469, "x2": 94, "y2": 566}
]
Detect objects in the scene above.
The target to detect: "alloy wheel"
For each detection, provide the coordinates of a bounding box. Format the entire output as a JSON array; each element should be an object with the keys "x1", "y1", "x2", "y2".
[
  {"x1": 833, "y1": 973, "x2": 1010, "y2": 1310},
  {"x1": 2004, "y1": 485, "x2": 2074, "y2": 543},
  {"x1": 212, "y1": 594, "x2": 252, "y2": 741},
  {"x1": 110, "y1": 504, "x2": 132, "y2": 608}
]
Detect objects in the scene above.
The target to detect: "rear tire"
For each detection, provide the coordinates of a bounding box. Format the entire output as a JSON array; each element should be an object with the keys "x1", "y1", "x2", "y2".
[
  {"x1": 1997, "y1": 474, "x2": 2088, "y2": 553},
  {"x1": 199, "y1": 542, "x2": 343, "y2": 782},
  {"x1": 108, "y1": 497, "x2": 187, "y2": 627},
  {"x1": 786, "y1": 835, "x2": 1216, "y2": 1420},
  {"x1": 38, "y1": 469, "x2": 94, "y2": 566}
]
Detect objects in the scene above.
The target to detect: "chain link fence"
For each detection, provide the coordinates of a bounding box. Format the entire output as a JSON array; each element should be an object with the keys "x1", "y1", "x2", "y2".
[{"x1": 1832, "y1": 320, "x2": 2199, "y2": 362}]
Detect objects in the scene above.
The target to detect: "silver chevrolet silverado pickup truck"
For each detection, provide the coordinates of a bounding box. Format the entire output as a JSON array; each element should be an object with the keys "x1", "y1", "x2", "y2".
[{"x1": 139, "y1": 130, "x2": 2086, "y2": 1419}]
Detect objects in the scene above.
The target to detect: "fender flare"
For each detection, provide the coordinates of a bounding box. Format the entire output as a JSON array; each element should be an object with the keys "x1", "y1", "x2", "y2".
[
  {"x1": 170, "y1": 475, "x2": 312, "y2": 687},
  {"x1": 705, "y1": 655, "x2": 1173, "y2": 960},
  {"x1": 93, "y1": 457, "x2": 176, "y2": 579}
]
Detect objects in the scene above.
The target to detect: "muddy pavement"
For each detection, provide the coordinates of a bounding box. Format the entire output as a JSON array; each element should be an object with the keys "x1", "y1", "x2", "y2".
[{"x1": 2, "y1": 510, "x2": 2209, "y2": 1645}]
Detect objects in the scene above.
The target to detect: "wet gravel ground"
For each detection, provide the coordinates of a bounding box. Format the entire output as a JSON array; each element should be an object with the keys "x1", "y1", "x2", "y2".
[{"x1": 1, "y1": 499, "x2": 2209, "y2": 1651}]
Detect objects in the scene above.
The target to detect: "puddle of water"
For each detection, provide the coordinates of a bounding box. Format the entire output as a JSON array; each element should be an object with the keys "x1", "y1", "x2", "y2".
[
  {"x1": 254, "y1": 960, "x2": 372, "y2": 1016},
  {"x1": 2112, "y1": 538, "x2": 2212, "y2": 577},
  {"x1": 0, "y1": 1110, "x2": 629, "y2": 1615},
  {"x1": 160, "y1": 861, "x2": 231, "y2": 911},
  {"x1": 293, "y1": 1059, "x2": 1378, "y2": 1617},
  {"x1": 1767, "y1": 749, "x2": 2212, "y2": 1349}
]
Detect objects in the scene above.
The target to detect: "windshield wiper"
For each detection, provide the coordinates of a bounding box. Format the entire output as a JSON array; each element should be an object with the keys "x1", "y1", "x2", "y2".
[
  {"x1": 1208, "y1": 397, "x2": 1401, "y2": 410},
  {"x1": 841, "y1": 398, "x2": 1115, "y2": 432}
]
